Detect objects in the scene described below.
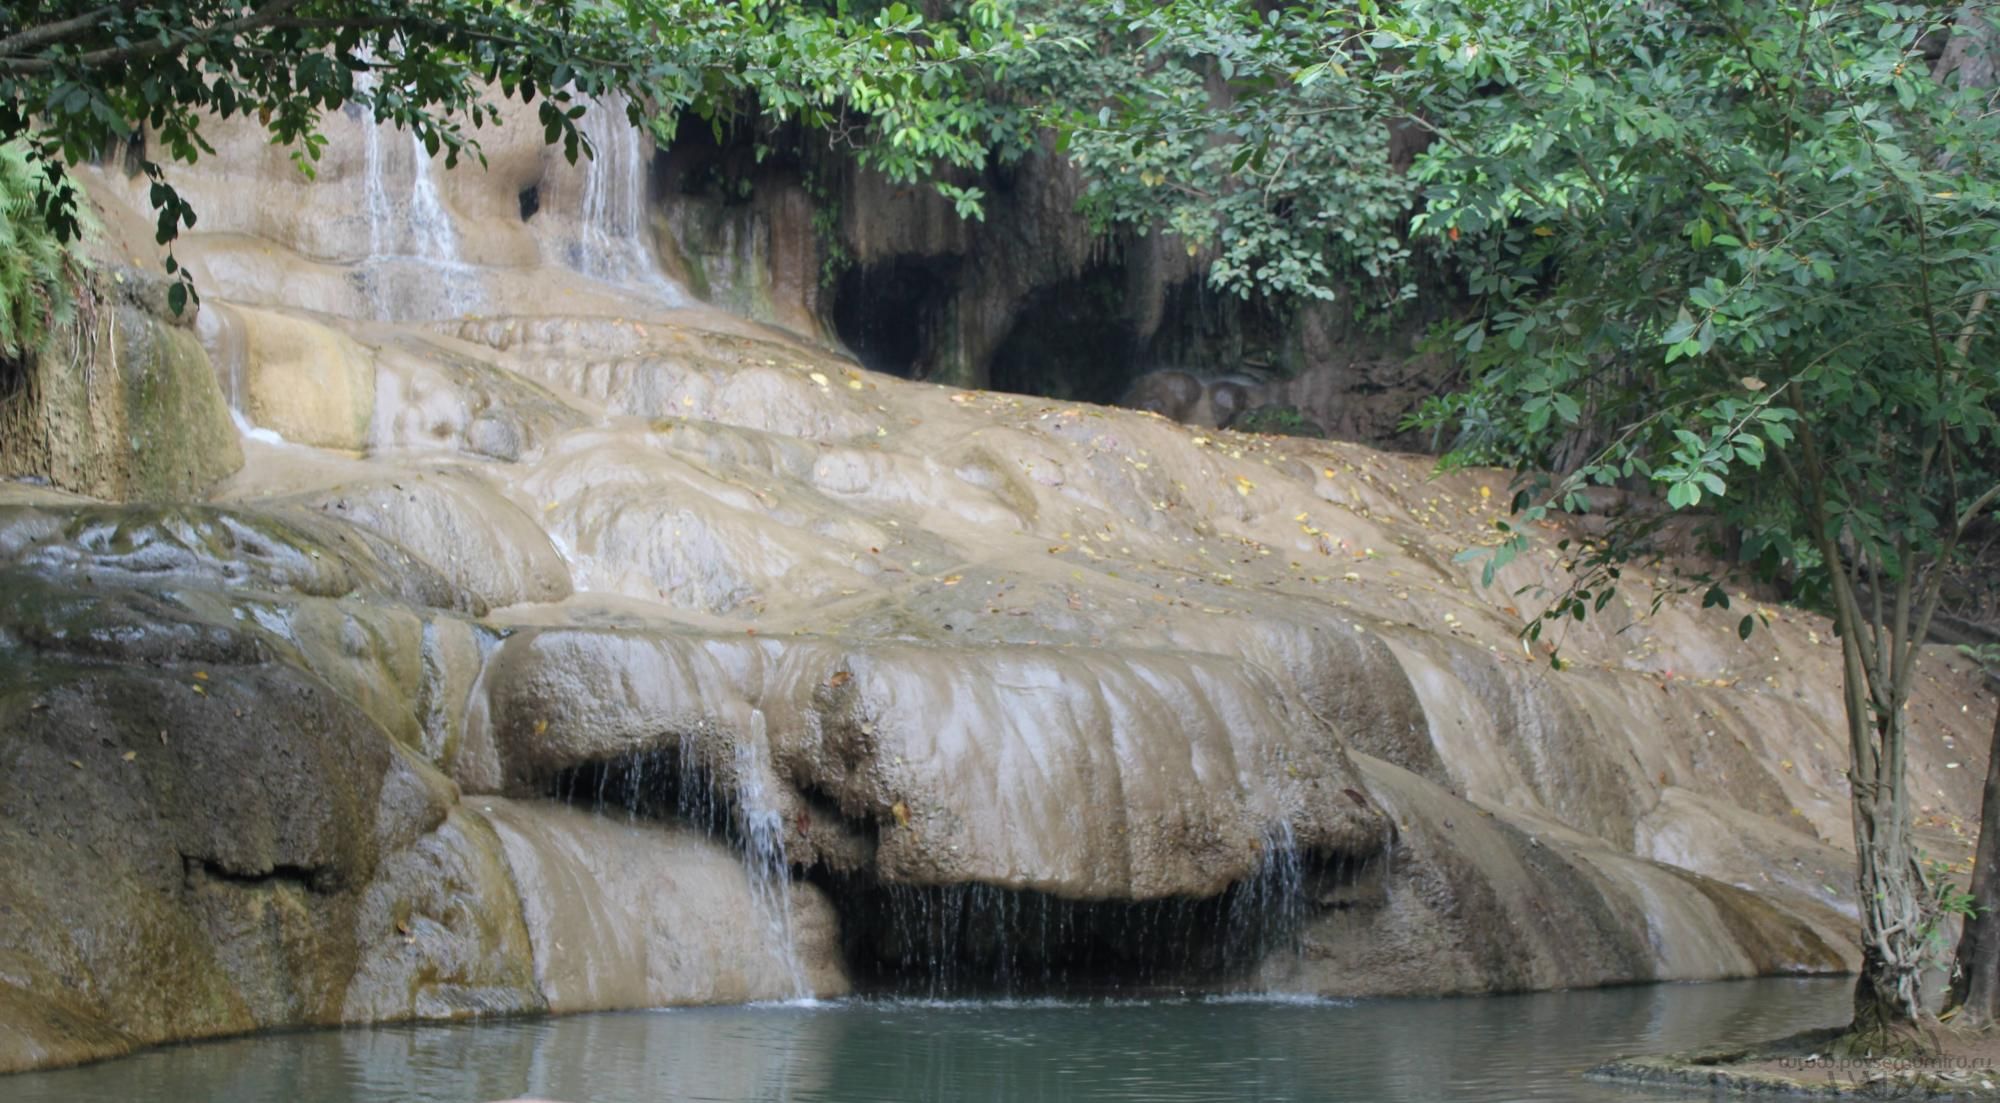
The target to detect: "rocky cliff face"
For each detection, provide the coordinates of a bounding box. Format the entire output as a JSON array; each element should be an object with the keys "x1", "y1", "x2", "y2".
[
  {"x1": 655, "y1": 121, "x2": 1448, "y2": 445},
  {"x1": 0, "y1": 98, "x2": 1991, "y2": 1073}
]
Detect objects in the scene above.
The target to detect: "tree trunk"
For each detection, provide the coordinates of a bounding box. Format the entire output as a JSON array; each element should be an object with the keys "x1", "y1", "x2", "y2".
[
  {"x1": 1852, "y1": 785, "x2": 1930, "y2": 1030},
  {"x1": 1949, "y1": 685, "x2": 2000, "y2": 1026},
  {"x1": 1843, "y1": 633, "x2": 1933, "y2": 1032}
]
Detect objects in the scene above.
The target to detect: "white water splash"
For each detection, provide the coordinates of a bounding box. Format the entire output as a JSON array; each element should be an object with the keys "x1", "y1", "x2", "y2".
[{"x1": 228, "y1": 407, "x2": 290, "y2": 447}]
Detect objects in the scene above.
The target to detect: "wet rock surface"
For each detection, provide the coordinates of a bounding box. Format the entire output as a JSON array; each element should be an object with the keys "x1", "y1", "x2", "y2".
[{"x1": 0, "y1": 101, "x2": 1991, "y2": 1073}]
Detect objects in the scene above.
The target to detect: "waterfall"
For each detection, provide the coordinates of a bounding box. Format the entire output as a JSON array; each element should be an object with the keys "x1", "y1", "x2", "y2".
[
  {"x1": 360, "y1": 107, "x2": 389, "y2": 260},
  {"x1": 543, "y1": 724, "x2": 813, "y2": 1001},
  {"x1": 351, "y1": 70, "x2": 485, "y2": 320},
  {"x1": 559, "y1": 94, "x2": 688, "y2": 306},
  {"x1": 1224, "y1": 821, "x2": 1308, "y2": 965},
  {"x1": 736, "y1": 709, "x2": 811, "y2": 1000},
  {"x1": 405, "y1": 138, "x2": 461, "y2": 267}
]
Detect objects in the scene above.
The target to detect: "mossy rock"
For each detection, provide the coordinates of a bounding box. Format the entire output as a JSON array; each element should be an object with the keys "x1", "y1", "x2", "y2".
[{"x1": 0, "y1": 275, "x2": 241, "y2": 500}]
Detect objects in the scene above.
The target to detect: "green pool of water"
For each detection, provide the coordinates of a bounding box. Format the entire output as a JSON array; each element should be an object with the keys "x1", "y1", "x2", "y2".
[{"x1": 7, "y1": 977, "x2": 1852, "y2": 1102}]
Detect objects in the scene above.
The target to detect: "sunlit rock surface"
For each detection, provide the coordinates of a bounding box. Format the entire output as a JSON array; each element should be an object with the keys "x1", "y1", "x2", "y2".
[{"x1": 0, "y1": 99, "x2": 1992, "y2": 1072}]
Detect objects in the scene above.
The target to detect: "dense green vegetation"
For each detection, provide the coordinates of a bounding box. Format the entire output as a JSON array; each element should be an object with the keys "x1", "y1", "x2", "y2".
[
  {"x1": 0, "y1": 139, "x2": 84, "y2": 362},
  {"x1": 0, "y1": 0, "x2": 1028, "y2": 310},
  {"x1": 1013, "y1": 0, "x2": 1999, "y2": 1034},
  {"x1": 3, "y1": 0, "x2": 1997, "y2": 1037},
  {"x1": 873, "y1": 0, "x2": 1999, "y2": 1030}
]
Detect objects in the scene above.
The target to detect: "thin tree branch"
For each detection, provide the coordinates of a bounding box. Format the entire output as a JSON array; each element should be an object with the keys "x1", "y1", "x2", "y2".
[
  {"x1": 1959, "y1": 481, "x2": 2000, "y2": 538},
  {"x1": 0, "y1": 4, "x2": 129, "y2": 57},
  {"x1": 0, "y1": 0, "x2": 307, "y2": 76}
]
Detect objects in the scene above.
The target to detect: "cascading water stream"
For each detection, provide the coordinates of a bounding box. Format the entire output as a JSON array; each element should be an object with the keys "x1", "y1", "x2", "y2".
[
  {"x1": 1222, "y1": 820, "x2": 1308, "y2": 963},
  {"x1": 191, "y1": 298, "x2": 290, "y2": 444},
  {"x1": 735, "y1": 709, "x2": 812, "y2": 1000},
  {"x1": 352, "y1": 68, "x2": 485, "y2": 320},
  {"x1": 544, "y1": 725, "x2": 814, "y2": 1002},
  {"x1": 560, "y1": 94, "x2": 688, "y2": 306}
]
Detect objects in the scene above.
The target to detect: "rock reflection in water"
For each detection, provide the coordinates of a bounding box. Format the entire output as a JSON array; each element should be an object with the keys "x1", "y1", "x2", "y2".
[{"x1": 5, "y1": 977, "x2": 1849, "y2": 1103}]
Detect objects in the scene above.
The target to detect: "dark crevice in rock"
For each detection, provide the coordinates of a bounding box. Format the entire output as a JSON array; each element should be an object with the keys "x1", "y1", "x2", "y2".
[
  {"x1": 517, "y1": 185, "x2": 540, "y2": 222},
  {"x1": 121, "y1": 129, "x2": 148, "y2": 178},
  {"x1": 541, "y1": 746, "x2": 879, "y2": 874},
  {"x1": 181, "y1": 855, "x2": 339, "y2": 894},
  {"x1": 817, "y1": 847, "x2": 1387, "y2": 998}
]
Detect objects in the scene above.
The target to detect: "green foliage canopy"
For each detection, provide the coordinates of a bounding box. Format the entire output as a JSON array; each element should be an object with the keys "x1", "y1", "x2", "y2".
[
  {"x1": 0, "y1": 0, "x2": 1036, "y2": 307},
  {"x1": 1012, "y1": 0, "x2": 1422, "y2": 308}
]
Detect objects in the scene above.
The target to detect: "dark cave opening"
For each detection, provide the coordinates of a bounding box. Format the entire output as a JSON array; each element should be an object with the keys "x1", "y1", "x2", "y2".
[
  {"x1": 987, "y1": 263, "x2": 1140, "y2": 405},
  {"x1": 986, "y1": 267, "x2": 1297, "y2": 408},
  {"x1": 815, "y1": 848, "x2": 1383, "y2": 998},
  {"x1": 831, "y1": 256, "x2": 962, "y2": 379}
]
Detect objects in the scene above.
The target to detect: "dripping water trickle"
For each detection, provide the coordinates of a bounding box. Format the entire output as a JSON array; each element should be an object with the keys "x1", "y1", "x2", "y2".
[
  {"x1": 1230, "y1": 820, "x2": 1309, "y2": 965},
  {"x1": 848, "y1": 817, "x2": 1321, "y2": 999}
]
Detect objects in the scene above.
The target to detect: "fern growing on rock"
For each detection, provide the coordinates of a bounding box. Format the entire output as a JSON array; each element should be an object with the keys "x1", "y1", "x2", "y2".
[{"x1": 0, "y1": 140, "x2": 84, "y2": 363}]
